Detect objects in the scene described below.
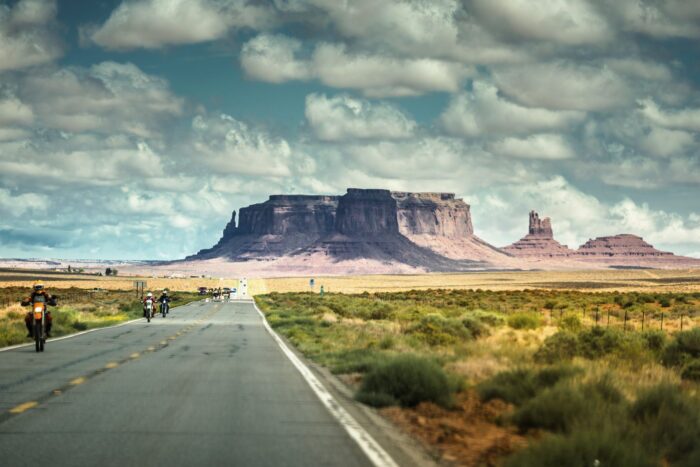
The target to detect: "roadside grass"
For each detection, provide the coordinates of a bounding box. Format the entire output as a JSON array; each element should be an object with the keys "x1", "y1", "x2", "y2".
[
  {"x1": 0, "y1": 287, "x2": 201, "y2": 347},
  {"x1": 255, "y1": 288, "x2": 700, "y2": 466}
]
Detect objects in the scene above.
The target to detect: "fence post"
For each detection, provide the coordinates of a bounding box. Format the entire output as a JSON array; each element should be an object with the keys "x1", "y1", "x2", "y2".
[
  {"x1": 607, "y1": 309, "x2": 610, "y2": 328},
  {"x1": 681, "y1": 313, "x2": 684, "y2": 332},
  {"x1": 595, "y1": 307, "x2": 599, "y2": 327},
  {"x1": 660, "y1": 312, "x2": 664, "y2": 331},
  {"x1": 642, "y1": 311, "x2": 645, "y2": 331},
  {"x1": 624, "y1": 310, "x2": 628, "y2": 332}
]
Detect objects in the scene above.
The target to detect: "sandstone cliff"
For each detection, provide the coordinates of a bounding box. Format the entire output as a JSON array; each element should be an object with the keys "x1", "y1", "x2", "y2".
[
  {"x1": 191, "y1": 195, "x2": 339, "y2": 259},
  {"x1": 503, "y1": 210, "x2": 573, "y2": 257},
  {"x1": 576, "y1": 234, "x2": 673, "y2": 257}
]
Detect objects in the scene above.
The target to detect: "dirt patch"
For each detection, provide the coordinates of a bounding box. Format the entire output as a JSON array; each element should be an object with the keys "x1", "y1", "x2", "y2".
[{"x1": 381, "y1": 390, "x2": 526, "y2": 466}]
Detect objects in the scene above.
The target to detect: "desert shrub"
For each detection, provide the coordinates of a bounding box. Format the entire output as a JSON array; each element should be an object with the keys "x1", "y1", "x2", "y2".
[
  {"x1": 578, "y1": 327, "x2": 625, "y2": 359},
  {"x1": 71, "y1": 321, "x2": 88, "y2": 331},
  {"x1": 535, "y1": 331, "x2": 580, "y2": 363},
  {"x1": 366, "y1": 302, "x2": 394, "y2": 320},
  {"x1": 661, "y1": 328, "x2": 700, "y2": 367},
  {"x1": 512, "y1": 379, "x2": 623, "y2": 433},
  {"x1": 461, "y1": 316, "x2": 489, "y2": 338},
  {"x1": 630, "y1": 384, "x2": 700, "y2": 464},
  {"x1": 558, "y1": 313, "x2": 583, "y2": 332},
  {"x1": 640, "y1": 330, "x2": 667, "y2": 352},
  {"x1": 504, "y1": 428, "x2": 655, "y2": 467},
  {"x1": 681, "y1": 359, "x2": 700, "y2": 381},
  {"x1": 378, "y1": 335, "x2": 395, "y2": 350},
  {"x1": 659, "y1": 297, "x2": 672, "y2": 308},
  {"x1": 507, "y1": 311, "x2": 543, "y2": 330},
  {"x1": 406, "y1": 313, "x2": 471, "y2": 346},
  {"x1": 478, "y1": 366, "x2": 579, "y2": 406},
  {"x1": 468, "y1": 310, "x2": 506, "y2": 327},
  {"x1": 355, "y1": 354, "x2": 452, "y2": 408}
]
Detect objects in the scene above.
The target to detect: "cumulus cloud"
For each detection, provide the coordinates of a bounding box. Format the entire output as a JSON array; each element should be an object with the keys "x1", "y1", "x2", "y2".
[
  {"x1": 89, "y1": 0, "x2": 274, "y2": 49},
  {"x1": 441, "y1": 81, "x2": 584, "y2": 137},
  {"x1": 494, "y1": 61, "x2": 632, "y2": 111},
  {"x1": 0, "y1": 0, "x2": 62, "y2": 71},
  {"x1": 241, "y1": 34, "x2": 472, "y2": 97},
  {"x1": 469, "y1": 0, "x2": 612, "y2": 45},
  {"x1": 639, "y1": 99, "x2": 700, "y2": 132},
  {"x1": 605, "y1": 0, "x2": 700, "y2": 39},
  {"x1": 189, "y1": 113, "x2": 304, "y2": 177},
  {"x1": 20, "y1": 62, "x2": 183, "y2": 137},
  {"x1": 305, "y1": 93, "x2": 416, "y2": 141},
  {"x1": 488, "y1": 134, "x2": 575, "y2": 160}
]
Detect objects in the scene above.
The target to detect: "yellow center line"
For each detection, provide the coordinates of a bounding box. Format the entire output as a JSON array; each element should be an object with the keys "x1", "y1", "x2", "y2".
[
  {"x1": 70, "y1": 377, "x2": 87, "y2": 386},
  {"x1": 130, "y1": 352, "x2": 140, "y2": 359},
  {"x1": 160, "y1": 340, "x2": 167, "y2": 345},
  {"x1": 147, "y1": 346, "x2": 155, "y2": 351},
  {"x1": 105, "y1": 362, "x2": 119, "y2": 369},
  {"x1": 10, "y1": 401, "x2": 38, "y2": 413},
  {"x1": 53, "y1": 389, "x2": 62, "y2": 395}
]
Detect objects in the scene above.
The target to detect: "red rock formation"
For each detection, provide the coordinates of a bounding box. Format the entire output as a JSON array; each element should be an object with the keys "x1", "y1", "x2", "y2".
[
  {"x1": 393, "y1": 192, "x2": 473, "y2": 237},
  {"x1": 503, "y1": 210, "x2": 573, "y2": 257},
  {"x1": 576, "y1": 234, "x2": 673, "y2": 257},
  {"x1": 191, "y1": 195, "x2": 338, "y2": 259}
]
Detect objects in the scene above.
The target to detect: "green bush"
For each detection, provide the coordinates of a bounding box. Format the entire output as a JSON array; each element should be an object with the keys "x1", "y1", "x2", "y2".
[
  {"x1": 558, "y1": 313, "x2": 583, "y2": 332},
  {"x1": 504, "y1": 428, "x2": 655, "y2": 467},
  {"x1": 640, "y1": 330, "x2": 667, "y2": 352},
  {"x1": 356, "y1": 354, "x2": 452, "y2": 408},
  {"x1": 468, "y1": 310, "x2": 506, "y2": 327},
  {"x1": 507, "y1": 311, "x2": 543, "y2": 330},
  {"x1": 406, "y1": 313, "x2": 471, "y2": 346},
  {"x1": 461, "y1": 316, "x2": 489, "y2": 338},
  {"x1": 681, "y1": 359, "x2": 700, "y2": 381},
  {"x1": 512, "y1": 380, "x2": 621, "y2": 433},
  {"x1": 478, "y1": 366, "x2": 579, "y2": 406},
  {"x1": 578, "y1": 327, "x2": 624, "y2": 359},
  {"x1": 630, "y1": 384, "x2": 700, "y2": 464},
  {"x1": 535, "y1": 331, "x2": 580, "y2": 363},
  {"x1": 661, "y1": 328, "x2": 700, "y2": 367}
]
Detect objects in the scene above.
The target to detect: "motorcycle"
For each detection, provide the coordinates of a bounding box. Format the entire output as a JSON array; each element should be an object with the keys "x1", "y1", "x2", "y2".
[
  {"x1": 32, "y1": 296, "x2": 47, "y2": 352},
  {"x1": 160, "y1": 300, "x2": 169, "y2": 318},
  {"x1": 144, "y1": 298, "x2": 155, "y2": 323}
]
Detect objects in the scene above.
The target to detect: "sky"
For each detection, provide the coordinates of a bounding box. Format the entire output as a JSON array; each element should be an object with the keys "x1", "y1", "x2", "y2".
[{"x1": 0, "y1": 0, "x2": 699, "y2": 260}]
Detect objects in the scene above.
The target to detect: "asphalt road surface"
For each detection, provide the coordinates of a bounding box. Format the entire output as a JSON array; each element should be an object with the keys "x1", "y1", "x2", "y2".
[{"x1": 0, "y1": 300, "x2": 384, "y2": 467}]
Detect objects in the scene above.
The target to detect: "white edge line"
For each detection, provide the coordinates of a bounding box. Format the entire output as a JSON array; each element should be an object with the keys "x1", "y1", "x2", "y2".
[
  {"x1": 0, "y1": 300, "x2": 200, "y2": 353},
  {"x1": 251, "y1": 300, "x2": 399, "y2": 467}
]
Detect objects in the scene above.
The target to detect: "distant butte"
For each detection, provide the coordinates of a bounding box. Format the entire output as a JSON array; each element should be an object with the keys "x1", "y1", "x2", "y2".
[
  {"x1": 178, "y1": 189, "x2": 700, "y2": 275},
  {"x1": 502, "y1": 211, "x2": 573, "y2": 257}
]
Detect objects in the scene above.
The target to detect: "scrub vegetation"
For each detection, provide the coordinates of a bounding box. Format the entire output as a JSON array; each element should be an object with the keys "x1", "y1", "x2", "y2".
[
  {"x1": 0, "y1": 287, "x2": 201, "y2": 347},
  {"x1": 256, "y1": 288, "x2": 700, "y2": 466}
]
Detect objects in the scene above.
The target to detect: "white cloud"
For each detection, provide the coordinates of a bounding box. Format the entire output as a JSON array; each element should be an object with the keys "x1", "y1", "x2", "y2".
[
  {"x1": 469, "y1": 0, "x2": 612, "y2": 45},
  {"x1": 90, "y1": 0, "x2": 274, "y2": 49},
  {"x1": 607, "y1": 0, "x2": 700, "y2": 39},
  {"x1": 494, "y1": 61, "x2": 631, "y2": 111},
  {"x1": 0, "y1": 0, "x2": 62, "y2": 71},
  {"x1": 22, "y1": 62, "x2": 183, "y2": 137},
  {"x1": 241, "y1": 34, "x2": 472, "y2": 97},
  {"x1": 488, "y1": 134, "x2": 575, "y2": 160},
  {"x1": 305, "y1": 93, "x2": 416, "y2": 141},
  {"x1": 190, "y1": 113, "x2": 303, "y2": 177},
  {"x1": 240, "y1": 34, "x2": 310, "y2": 83},
  {"x1": 639, "y1": 127, "x2": 695, "y2": 158},
  {"x1": 440, "y1": 81, "x2": 585, "y2": 137},
  {"x1": 639, "y1": 99, "x2": 700, "y2": 132},
  {"x1": 0, "y1": 93, "x2": 33, "y2": 126},
  {"x1": 0, "y1": 188, "x2": 48, "y2": 217}
]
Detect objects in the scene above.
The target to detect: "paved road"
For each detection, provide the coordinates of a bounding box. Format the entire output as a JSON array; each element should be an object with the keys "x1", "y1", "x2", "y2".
[{"x1": 0, "y1": 300, "x2": 376, "y2": 467}]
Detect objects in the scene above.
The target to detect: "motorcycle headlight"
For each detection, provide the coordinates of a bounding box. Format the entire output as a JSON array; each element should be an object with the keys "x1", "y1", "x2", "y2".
[{"x1": 34, "y1": 306, "x2": 43, "y2": 313}]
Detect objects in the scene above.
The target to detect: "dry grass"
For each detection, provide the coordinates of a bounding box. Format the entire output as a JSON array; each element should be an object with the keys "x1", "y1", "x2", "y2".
[
  {"x1": 0, "y1": 270, "x2": 230, "y2": 292},
  {"x1": 249, "y1": 268, "x2": 700, "y2": 295}
]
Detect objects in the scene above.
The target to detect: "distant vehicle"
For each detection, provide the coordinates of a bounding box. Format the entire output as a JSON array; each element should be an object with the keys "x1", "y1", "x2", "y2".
[
  {"x1": 223, "y1": 287, "x2": 231, "y2": 294},
  {"x1": 198, "y1": 287, "x2": 208, "y2": 295}
]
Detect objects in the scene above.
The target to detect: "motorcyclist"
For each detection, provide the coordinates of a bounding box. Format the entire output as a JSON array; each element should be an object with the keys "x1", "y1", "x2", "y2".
[
  {"x1": 142, "y1": 292, "x2": 156, "y2": 318},
  {"x1": 158, "y1": 290, "x2": 170, "y2": 315},
  {"x1": 22, "y1": 282, "x2": 56, "y2": 338}
]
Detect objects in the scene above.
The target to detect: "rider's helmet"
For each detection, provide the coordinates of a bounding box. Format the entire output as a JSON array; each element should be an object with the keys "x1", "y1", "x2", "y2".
[
  {"x1": 147, "y1": 292, "x2": 153, "y2": 298},
  {"x1": 33, "y1": 282, "x2": 44, "y2": 291},
  {"x1": 163, "y1": 289, "x2": 168, "y2": 295}
]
